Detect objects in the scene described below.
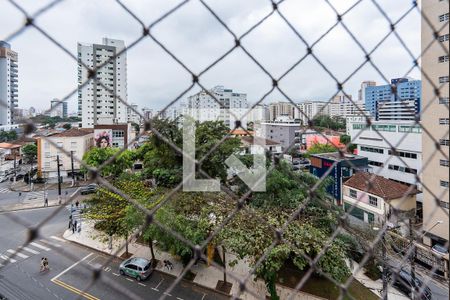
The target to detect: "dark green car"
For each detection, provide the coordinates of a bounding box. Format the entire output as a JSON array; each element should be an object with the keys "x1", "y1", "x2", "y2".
[{"x1": 119, "y1": 257, "x2": 153, "y2": 281}]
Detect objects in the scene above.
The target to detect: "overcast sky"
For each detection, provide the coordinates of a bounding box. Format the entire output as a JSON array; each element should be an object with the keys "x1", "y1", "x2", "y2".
[{"x1": 1, "y1": 0, "x2": 421, "y2": 114}]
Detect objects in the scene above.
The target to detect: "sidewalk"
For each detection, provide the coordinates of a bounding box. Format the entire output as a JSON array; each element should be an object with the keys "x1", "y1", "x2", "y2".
[
  {"x1": 10, "y1": 180, "x2": 92, "y2": 192},
  {"x1": 0, "y1": 198, "x2": 62, "y2": 212},
  {"x1": 349, "y1": 260, "x2": 408, "y2": 300},
  {"x1": 63, "y1": 221, "x2": 322, "y2": 300}
]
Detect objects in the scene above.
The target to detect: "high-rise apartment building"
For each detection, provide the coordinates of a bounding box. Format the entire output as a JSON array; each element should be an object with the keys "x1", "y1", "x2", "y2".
[
  {"x1": 365, "y1": 78, "x2": 421, "y2": 120},
  {"x1": 183, "y1": 86, "x2": 248, "y2": 128},
  {"x1": 421, "y1": 0, "x2": 449, "y2": 247},
  {"x1": 293, "y1": 101, "x2": 328, "y2": 125},
  {"x1": 0, "y1": 41, "x2": 18, "y2": 125},
  {"x1": 127, "y1": 103, "x2": 141, "y2": 124},
  {"x1": 328, "y1": 92, "x2": 368, "y2": 119},
  {"x1": 358, "y1": 81, "x2": 377, "y2": 103},
  {"x1": 50, "y1": 99, "x2": 68, "y2": 118},
  {"x1": 377, "y1": 99, "x2": 417, "y2": 121},
  {"x1": 77, "y1": 38, "x2": 128, "y2": 128},
  {"x1": 269, "y1": 102, "x2": 295, "y2": 121}
]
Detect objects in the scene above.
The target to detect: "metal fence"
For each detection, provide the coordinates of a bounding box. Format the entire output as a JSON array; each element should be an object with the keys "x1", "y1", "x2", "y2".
[{"x1": 0, "y1": 0, "x2": 449, "y2": 299}]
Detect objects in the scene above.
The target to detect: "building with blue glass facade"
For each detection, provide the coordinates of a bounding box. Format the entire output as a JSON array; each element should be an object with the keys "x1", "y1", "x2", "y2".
[{"x1": 364, "y1": 78, "x2": 421, "y2": 120}]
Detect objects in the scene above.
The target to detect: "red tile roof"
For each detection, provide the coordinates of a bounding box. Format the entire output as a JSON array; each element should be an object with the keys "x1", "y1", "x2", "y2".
[
  {"x1": 240, "y1": 136, "x2": 280, "y2": 146},
  {"x1": 0, "y1": 142, "x2": 21, "y2": 149},
  {"x1": 51, "y1": 128, "x2": 93, "y2": 138},
  {"x1": 344, "y1": 172, "x2": 420, "y2": 200}
]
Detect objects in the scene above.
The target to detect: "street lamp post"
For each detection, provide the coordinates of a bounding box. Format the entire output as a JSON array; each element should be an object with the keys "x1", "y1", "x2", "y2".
[{"x1": 70, "y1": 151, "x2": 75, "y2": 187}]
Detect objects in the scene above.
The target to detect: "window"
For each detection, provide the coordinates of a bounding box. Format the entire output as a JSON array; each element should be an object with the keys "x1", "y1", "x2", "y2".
[
  {"x1": 439, "y1": 13, "x2": 449, "y2": 22},
  {"x1": 112, "y1": 130, "x2": 124, "y2": 138},
  {"x1": 369, "y1": 195, "x2": 378, "y2": 207},
  {"x1": 57, "y1": 142, "x2": 63, "y2": 148},
  {"x1": 44, "y1": 142, "x2": 50, "y2": 149},
  {"x1": 398, "y1": 125, "x2": 422, "y2": 133},
  {"x1": 440, "y1": 180, "x2": 449, "y2": 188},
  {"x1": 440, "y1": 139, "x2": 449, "y2": 146},
  {"x1": 439, "y1": 201, "x2": 449, "y2": 209},
  {"x1": 71, "y1": 141, "x2": 77, "y2": 148},
  {"x1": 388, "y1": 150, "x2": 418, "y2": 159},
  {"x1": 353, "y1": 123, "x2": 368, "y2": 130},
  {"x1": 349, "y1": 189, "x2": 357, "y2": 199},
  {"x1": 439, "y1": 34, "x2": 449, "y2": 42},
  {"x1": 439, "y1": 76, "x2": 449, "y2": 83},
  {"x1": 44, "y1": 162, "x2": 51, "y2": 168},
  {"x1": 440, "y1": 159, "x2": 449, "y2": 167},
  {"x1": 439, "y1": 97, "x2": 449, "y2": 104},
  {"x1": 438, "y1": 55, "x2": 449, "y2": 63},
  {"x1": 388, "y1": 164, "x2": 418, "y2": 174},
  {"x1": 439, "y1": 118, "x2": 449, "y2": 125},
  {"x1": 368, "y1": 160, "x2": 384, "y2": 167},
  {"x1": 361, "y1": 146, "x2": 384, "y2": 154},
  {"x1": 371, "y1": 124, "x2": 396, "y2": 132}
]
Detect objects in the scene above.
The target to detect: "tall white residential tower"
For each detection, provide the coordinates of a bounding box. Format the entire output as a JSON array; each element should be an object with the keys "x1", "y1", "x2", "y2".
[
  {"x1": 0, "y1": 41, "x2": 18, "y2": 125},
  {"x1": 77, "y1": 38, "x2": 128, "y2": 128}
]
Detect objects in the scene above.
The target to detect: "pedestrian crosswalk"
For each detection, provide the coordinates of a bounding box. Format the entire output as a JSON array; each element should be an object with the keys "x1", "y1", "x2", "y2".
[
  {"x1": 23, "y1": 191, "x2": 45, "y2": 202},
  {"x1": 0, "y1": 236, "x2": 65, "y2": 267},
  {"x1": 0, "y1": 187, "x2": 11, "y2": 193}
]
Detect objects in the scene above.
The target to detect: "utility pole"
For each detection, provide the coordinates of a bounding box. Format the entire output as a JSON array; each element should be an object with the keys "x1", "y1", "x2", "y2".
[
  {"x1": 381, "y1": 225, "x2": 388, "y2": 300},
  {"x1": 57, "y1": 155, "x2": 62, "y2": 204},
  {"x1": 409, "y1": 216, "x2": 416, "y2": 300},
  {"x1": 13, "y1": 155, "x2": 16, "y2": 183},
  {"x1": 70, "y1": 151, "x2": 75, "y2": 186}
]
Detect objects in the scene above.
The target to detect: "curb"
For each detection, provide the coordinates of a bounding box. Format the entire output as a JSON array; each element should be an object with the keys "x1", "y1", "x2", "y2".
[
  {"x1": 63, "y1": 236, "x2": 232, "y2": 298},
  {"x1": 0, "y1": 203, "x2": 61, "y2": 212}
]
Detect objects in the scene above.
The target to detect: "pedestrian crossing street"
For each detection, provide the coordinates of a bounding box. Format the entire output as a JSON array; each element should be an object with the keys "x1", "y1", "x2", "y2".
[{"x1": 0, "y1": 236, "x2": 65, "y2": 266}]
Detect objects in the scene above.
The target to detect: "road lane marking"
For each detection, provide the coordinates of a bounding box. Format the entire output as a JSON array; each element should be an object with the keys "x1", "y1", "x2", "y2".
[
  {"x1": 30, "y1": 242, "x2": 51, "y2": 251},
  {"x1": 7, "y1": 249, "x2": 29, "y2": 258},
  {"x1": 112, "y1": 272, "x2": 120, "y2": 276},
  {"x1": 51, "y1": 252, "x2": 93, "y2": 281},
  {"x1": 177, "y1": 297, "x2": 184, "y2": 300},
  {"x1": 0, "y1": 254, "x2": 16, "y2": 263},
  {"x1": 50, "y1": 236, "x2": 66, "y2": 242},
  {"x1": 154, "y1": 278, "x2": 164, "y2": 290},
  {"x1": 164, "y1": 292, "x2": 172, "y2": 296},
  {"x1": 151, "y1": 288, "x2": 159, "y2": 291},
  {"x1": 19, "y1": 246, "x2": 39, "y2": 254},
  {"x1": 126, "y1": 278, "x2": 134, "y2": 282},
  {"x1": 201, "y1": 293, "x2": 206, "y2": 300},
  {"x1": 52, "y1": 279, "x2": 99, "y2": 300},
  {"x1": 138, "y1": 283, "x2": 146, "y2": 287},
  {"x1": 40, "y1": 239, "x2": 62, "y2": 248}
]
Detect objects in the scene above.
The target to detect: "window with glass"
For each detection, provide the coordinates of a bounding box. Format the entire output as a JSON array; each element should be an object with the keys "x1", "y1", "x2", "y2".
[
  {"x1": 353, "y1": 123, "x2": 368, "y2": 130},
  {"x1": 388, "y1": 150, "x2": 418, "y2": 159},
  {"x1": 349, "y1": 189, "x2": 357, "y2": 199},
  {"x1": 440, "y1": 139, "x2": 450, "y2": 146},
  {"x1": 361, "y1": 146, "x2": 384, "y2": 154},
  {"x1": 439, "y1": 118, "x2": 449, "y2": 125},
  {"x1": 438, "y1": 55, "x2": 449, "y2": 63},
  {"x1": 369, "y1": 195, "x2": 378, "y2": 207},
  {"x1": 440, "y1": 160, "x2": 449, "y2": 167},
  {"x1": 371, "y1": 124, "x2": 397, "y2": 132},
  {"x1": 398, "y1": 125, "x2": 422, "y2": 133},
  {"x1": 112, "y1": 130, "x2": 124, "y2": 138},
  {"x1": 439, "y1": 97, "x2": 449, "y2": 105},
  {"x1": 57, "y1": 142, "x2": 63, "y2": 148},
  {"x1": 440, "y1": 180, "x2": 449, "y2": 188},
  {"x1": 439, "y1": 76, "x2": 449, "y2": 83}
]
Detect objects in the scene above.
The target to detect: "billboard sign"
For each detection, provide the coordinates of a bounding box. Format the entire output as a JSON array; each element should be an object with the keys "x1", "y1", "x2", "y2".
[{"x1": 94, "y1": 129, "x2": 112, "y2": 148}]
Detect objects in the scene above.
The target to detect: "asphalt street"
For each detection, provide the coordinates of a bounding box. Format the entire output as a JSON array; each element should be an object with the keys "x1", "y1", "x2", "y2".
[
  {"x1": 0, "y1": 180, "x2": 79, "y2": 207},
  {"x1": 0, "y1": 207, "x2": 229, "y2": 300}
]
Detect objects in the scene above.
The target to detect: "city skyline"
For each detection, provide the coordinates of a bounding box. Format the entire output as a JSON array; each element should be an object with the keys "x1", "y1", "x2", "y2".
[{"x1": 0, "y1": 0, "x2": 421, "y2": 113}]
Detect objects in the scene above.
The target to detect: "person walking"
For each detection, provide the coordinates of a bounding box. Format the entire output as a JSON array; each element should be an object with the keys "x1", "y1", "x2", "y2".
[
  {"x1": 68, "y1": 215, "x2": 73, "y2": 229},
  {"x1": 44, "y1": 197, "x2": 48, "y2": 207},
  {"x1": 71, "y1": 221, "x2": 76, "y2": 234},
  {"x1": 75, "y1": 200, "x2": 79, "y2": 208}
]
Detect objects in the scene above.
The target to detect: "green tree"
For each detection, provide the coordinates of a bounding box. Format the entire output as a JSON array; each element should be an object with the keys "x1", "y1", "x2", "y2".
[
  {"x1": 340, "y1": 134, "x2": 357, "y2": 153},
  {"x1": 82, "y1": 147, "x2": 134, "y2": 178},
  {"x1": 62, "y1": 123, "x2": 72, "y2": 130},
  {"x1": 0, "y1": 130, "x2": 17, "y2": 142},
  {"x1": 22, "y1": 143, "x2": 37, "y2": 164}
]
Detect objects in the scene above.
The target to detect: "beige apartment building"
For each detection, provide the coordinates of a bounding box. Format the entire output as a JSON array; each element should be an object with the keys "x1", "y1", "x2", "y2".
[
  {"x1": 421, "y1": 0, "x2": 449, "y2": 246},
  {"x1": 37, "y1": 128, "x2": 94, "y2": 178}
]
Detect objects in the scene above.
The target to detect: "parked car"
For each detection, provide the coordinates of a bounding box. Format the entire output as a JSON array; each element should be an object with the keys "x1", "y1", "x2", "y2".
[
  {"x1": 392, "y1": 269, "x2": 432, "y2": 299},
  {"x1": 431, "y1": 244, "x2": 448, "y2": 256},
  {"x1": 119, "y1": 257, "x2": 153, "y2": 281},
  {"x1": 80, "y1": 183, "x2": 98, "y2": 195},
  {"x1": 0, "y1": 175, "x2": 9, "y2": 183}
]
